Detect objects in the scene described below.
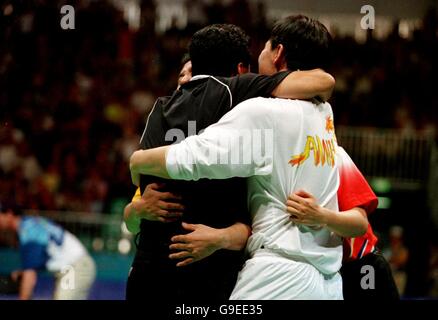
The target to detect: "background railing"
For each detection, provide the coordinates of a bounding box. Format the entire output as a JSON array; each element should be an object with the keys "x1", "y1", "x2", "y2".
[
  {"x1": 337, "y1": 126, "x2": 438, "y2": 238},
  {"x1": 336, "y1": 126, "x2": 436, "y2": 190}
]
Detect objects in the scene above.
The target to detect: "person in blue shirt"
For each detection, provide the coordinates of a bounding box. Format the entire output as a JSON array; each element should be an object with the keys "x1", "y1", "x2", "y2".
[{"x1": 0, "y1": 202, "x2": 95, "y2": 300}]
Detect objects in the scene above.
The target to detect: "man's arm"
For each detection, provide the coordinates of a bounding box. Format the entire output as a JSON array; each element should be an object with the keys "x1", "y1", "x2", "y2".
[
  {"x1": 272, "y1": 69, "x2": 335, "y2": 102},
  {"x1": 231, "y1": 70, "x2": 335, "y2": 109},
  {"x1": 130, "y1": 147, "x2": 171, "y2": 185},
  {"x1": 123, "y1": 184, "x2": 252, "y2": 267},
  {"x1": 124, "y1": 202, "x2": 141, "y2": 234},
  {"x1": 286, "y1": 190, "x2": 368, "y2": 238},
  {"x1": 124, "y1": 187, "x2": 142, "y2": 233},
  {"x1": 11, "y1": 269, "x2": 37, "y2": 300},
  {"x1": 168, "y1": 222, "x2": 251, "y2": 267},
  {"x1": 130, "y1": 99, "x2": 273, "y2": 184}
]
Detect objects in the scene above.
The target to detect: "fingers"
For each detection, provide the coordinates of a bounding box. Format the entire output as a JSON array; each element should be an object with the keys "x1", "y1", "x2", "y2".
[
  {"x1": 287, "y1": 207, "x2": 321, "y2": 227},
  {"x1": 286, "y1": 199, "x2": 302, "y2": 211},
  {"x1": 286, "y1": 197, "x2": 305, "y2": 221},
  {"x1": 142, "y1": 188, "x2": 181, "y2": 202},
  {"x1": 181, "y1": 222, "x2": 197, "y2": 231},
  {"x1": 156, "y1": 210, "x2": 183, "y2": 223},
  {"x1": 169, "y1": 251, "x2": 193, "y2": 260},
  {"x1": 146, "y1": 183, "x2": 166, "y2": 191},
  {"x1": 158, "y1": 191, "x2": 182, "y2": 201},
  {"x1": 288, "y1": 192, "x2": 317, "y2": 212},
  {"x1": 168, "y1": 241, "x2": 196, "y2": 267},
  {"x1": 288, "y1": 189, "x2": 316, "y2": 206},
  {"x1": 158, "y1": 200, "x2": 184, "y2": 211},
  {"x1": 144, "y1": 184, "x2": 182, "y2": 201},
  {"x1": 169, "y1": 243, "x2": 190, "y2": 251},
  {"x1": 286, "y1": 206, "x2": 301, "y2": 219},
  {"x1": 156, "y1": 209, "x2": 182, "y2": 218},
  {"x1": 294, "y1": 189, "x2": 312, "y2": 198},
  {"x1": 176, "y1": 258, "x2": 194, "y2": 267},
  {"x1": 286, "y1": 204, "x2": 307, "y2": 222},
  {"x1": 165, "y1": 211, "x2": 183, "y2": 218},
  {"x1": 171, "y1": 234, "x2": 187, "y2": 243},
  {"x1": 287, "y1": 208, "x2": 307, "y2": 223},
  {"x1": 288, "y1": 193, "x2": 307, "y2": 205},
  {"x1": 169, "y1": 252, "x2": 190, "y2": 260}
]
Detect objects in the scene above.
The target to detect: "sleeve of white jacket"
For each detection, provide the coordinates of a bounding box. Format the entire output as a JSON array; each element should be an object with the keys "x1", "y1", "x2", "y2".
[{"x1": 166, "y1": 98, "x2": 274, "y2": 181}]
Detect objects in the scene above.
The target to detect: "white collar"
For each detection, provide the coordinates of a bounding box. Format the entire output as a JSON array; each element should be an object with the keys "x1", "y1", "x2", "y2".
[{"x1": 190, "y1": 75, "x2": 212, "y2": 81}]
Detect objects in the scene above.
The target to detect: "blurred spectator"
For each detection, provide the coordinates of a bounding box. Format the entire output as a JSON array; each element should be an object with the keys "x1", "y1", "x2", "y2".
[
  {"x1": 384, "y1": 226, "x2": 409, "y2": 295},
  {"x1": 228, "y1": 0, "x2": 252, "y2": 31},
  {"x1": 185, "y1": 0, "x2": 208, "y2": 33},
  {"x1": 0, "y1": 202, "x2": 96, "y2": 300},
  {"x1": 205, "y1": 0, "x2": 227, "y2": 24}
]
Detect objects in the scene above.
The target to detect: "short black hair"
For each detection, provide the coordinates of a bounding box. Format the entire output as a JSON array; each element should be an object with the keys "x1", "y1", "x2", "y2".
[
  {"x1": 189, "y1": 24, "x2": 251, "y2": 77},
  {"x1": 0, "y1": 201, "x2": 22, "y2": 216},
  {"x1": 270, "y1": 15, "x2": 332, "y2": 71}
]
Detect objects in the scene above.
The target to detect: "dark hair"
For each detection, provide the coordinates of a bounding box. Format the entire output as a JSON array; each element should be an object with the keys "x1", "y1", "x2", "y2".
[
  {"x1": 270, "y1": 15, "x2": 332, "y2": 71},
  {"x1": 0, "y1": 201, "x2": 22, "y2": 216},
  {"x1": 189, "y1": 24, "x2": 251, "y2": 77}
]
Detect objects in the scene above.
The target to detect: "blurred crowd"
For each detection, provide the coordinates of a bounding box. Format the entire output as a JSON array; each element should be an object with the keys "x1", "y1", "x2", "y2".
[{"x1": 0, "y1": 0, "x2": 437, "y2": 215}]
